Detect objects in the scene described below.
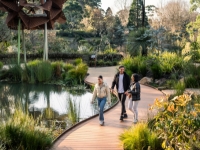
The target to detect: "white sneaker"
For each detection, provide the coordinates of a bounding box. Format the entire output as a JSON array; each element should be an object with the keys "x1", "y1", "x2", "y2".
[
  {"x1": 99, "y1": 121, "x2": 104, "y2": 126},
  {"x1": 133, "y1": 119, "x2": 138, "y2": 124}
]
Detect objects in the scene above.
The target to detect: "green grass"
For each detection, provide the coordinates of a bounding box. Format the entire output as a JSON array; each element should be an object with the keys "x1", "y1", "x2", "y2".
[
  {"x1": 174, "y1": 81, "x2": 185, "y2": 96},
  {"x1": 67, "y1": 98, "x2": 80, "y2": 125},
  {"x1": 0, "y1": 109, "x2": 53, "y2": 150},
  {"x1": 119, "y1": 123, "x2": 163, "y2": 150}
]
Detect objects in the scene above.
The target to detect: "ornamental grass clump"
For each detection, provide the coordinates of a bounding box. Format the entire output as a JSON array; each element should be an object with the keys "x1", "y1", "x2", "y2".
[
  {"x1": 66, "y1": 62, "x2": 88, "y2": 84},
  {"x1": 149, "y1": 94, "x2": 200, "y2": 150},
  {"x1": 159, "y1": 52, "x2": 185, "y2": 74},
  {"x1": 0, "y1": 109, "x2": 53, "y2": 150},
  {"x1": 120, "y1": 55, "x2": 147, "y2": 77},
  {"x1": 67, "y1": 98, "x2": 80, "y2": 125},
  {"x1": 7, "y1": 64, "x2": 22, "y2": 82},
  {"x1": 0, "y1": 61, "x2": 3, "y2": 70},
  {"x1": 119, "y1": 123, "x2": 162, "y2": 150},
  {"x1": 51, "y1": 61, "x2": 63, "y2": 79},
  {"x1": 26, "y1": 60, "x2": 53, "y2": 83}
]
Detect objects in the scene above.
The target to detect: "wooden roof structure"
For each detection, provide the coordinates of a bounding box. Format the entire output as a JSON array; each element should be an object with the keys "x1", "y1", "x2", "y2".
[{"x1": 0, "y1": 0, "x2": 66, "y2": 30}]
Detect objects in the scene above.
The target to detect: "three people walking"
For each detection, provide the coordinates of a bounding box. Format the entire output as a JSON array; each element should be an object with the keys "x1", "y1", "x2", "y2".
[
  {"x1": 91, "y1": 75, "x2": 111, "y2": 126},
  {"x1": 111, "y1": 66, "x2": 130, "y2": 121},
  {"x1": 91, "y1": 67, "x2": 140, "y2": 125}
]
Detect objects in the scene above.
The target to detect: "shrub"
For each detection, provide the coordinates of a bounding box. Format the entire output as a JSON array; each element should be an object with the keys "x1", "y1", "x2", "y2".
[
  {"x1": 159, "y1": 52, "x2": 184, "y2": 74},
  {"x1": 74, "y1": 58, "x2": 82, "y2": 66},
  {"x1": 63, "y1": 63, "x2": 74, "y2": 72},
  {"x1": 6, "y1": 64, "x2": 22, "y2": 82},
  {"x1": 97, "y1": 60, "x2": 105, "y2": 67},
  {"x1": 65, "y1": 62, "x2": 88, "y2": 84},
  {"x1": 104, "y1": 48, "x2": 117, "y2": 54},
  {"x1": 149, "y1": 94, "x2": 200, "y2": 150},
  {"x1": 174, "y1": 81, "x2": 185, "y2": 96},
  {"x1": 36, "y1": 61, "x2": 52, "y2": 82},
  {"x1": 185, "y1": 75, "x2": 200, "y2": 88},
  {"x1": 0, "y1": 61, "x2": 3, "y2": 70},
  {"x1": 0, "y1": 109, "x2": 53, "y2": 150},
  {"x1": 119, "y1": 123, "x2": 163, "y2": 150},
  {"x1": 105, "y1": 61, "x2": 112, "y2": 66},
  {"x1": 166, "y1": 79, "x2": 176, "y2": 89},
  {"x1": 150, "y1": 63, "x2": 162, "y2": 79},
  {"x1": 51, "y1": 61, "x2": 63, "y2": 79},
  {"x1": 120, "y1": 55, "x2": 137, "y2": 77}
]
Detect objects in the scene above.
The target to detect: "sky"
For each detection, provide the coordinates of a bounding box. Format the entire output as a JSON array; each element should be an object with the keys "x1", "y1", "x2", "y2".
[{"x1": 101, "y1": 0, "x2": 190, "y2": 13}]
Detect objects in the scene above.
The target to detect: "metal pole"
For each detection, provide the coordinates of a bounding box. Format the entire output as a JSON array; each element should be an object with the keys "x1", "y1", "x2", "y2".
[
  {"x1": 22, "y1": 30, "x2": 26, "y2": 63},
  {"x1": 18, "y1": 19, "x2": 21, "y2": 65},
  {"x1": 45, "y1": 22, "x2": 48, "y2": 60},
  {"x1": 42, "y1": 0, "x2": 48, "y2": 61}
]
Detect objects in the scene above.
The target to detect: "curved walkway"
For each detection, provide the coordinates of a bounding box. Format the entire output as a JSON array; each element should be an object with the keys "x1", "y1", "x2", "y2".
[{"x1": 51, "y1": 66, "x2": 164, "y2": 150}]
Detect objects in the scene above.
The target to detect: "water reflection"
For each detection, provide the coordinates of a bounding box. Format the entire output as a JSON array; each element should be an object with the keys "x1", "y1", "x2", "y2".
[{"x1": 0, "y1": 83, "x2": 102, "y2": 128}]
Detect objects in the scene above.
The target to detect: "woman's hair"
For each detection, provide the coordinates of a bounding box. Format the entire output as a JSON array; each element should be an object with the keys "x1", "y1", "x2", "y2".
[
  {"x1": 132, "y1": 73, "x2": 139, "y2": 82},
  {"x1": 98, "y1": 75, "x2": 103, "y2": 79}
]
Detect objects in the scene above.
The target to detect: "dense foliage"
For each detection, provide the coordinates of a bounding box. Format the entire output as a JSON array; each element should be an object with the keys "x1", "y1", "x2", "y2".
[
  {"x1": 120, "y1": 123, "x2": 163, "y2": 150},
  {"x1": 149, "y1": 94, "x2": 200, "y2": 150},
  {"x1": 0, "y1": 59, "x2": 88, "y2": 85},
  {"x1": 0, "y1": 109, "x2": 53, "y2": 150}
]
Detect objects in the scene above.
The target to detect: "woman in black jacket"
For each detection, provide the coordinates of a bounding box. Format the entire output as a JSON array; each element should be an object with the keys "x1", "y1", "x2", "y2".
[{"x1": 125, "y1": 73, "x2": 140, "y2": 123}]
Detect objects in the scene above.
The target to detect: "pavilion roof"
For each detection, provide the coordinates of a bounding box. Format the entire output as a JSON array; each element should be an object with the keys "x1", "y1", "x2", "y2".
[{"x1": 0, "y1": 0, "x2": 67, "y2": 30}]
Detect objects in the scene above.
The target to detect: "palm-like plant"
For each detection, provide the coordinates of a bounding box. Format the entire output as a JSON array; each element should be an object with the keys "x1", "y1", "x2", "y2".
[{"x1": 128, "y1": 27, "x2": 150, "y2": 56}]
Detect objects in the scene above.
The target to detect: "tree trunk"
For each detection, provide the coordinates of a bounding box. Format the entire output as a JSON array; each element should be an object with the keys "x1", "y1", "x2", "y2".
[
  {"x1": 142, "y1": 0, "x2": 145, "y2": 27},
  {"x1": 18, "y1": 19, "x2": 21, "y2": 65},
  {"x1": 141, "y1": 45, "x2": 147, "y2": 56}
]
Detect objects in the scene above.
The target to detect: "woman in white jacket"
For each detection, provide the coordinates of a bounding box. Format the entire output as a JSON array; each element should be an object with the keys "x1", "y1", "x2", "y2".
[{"x1": 91, "y1": 75, "x2": 111, "y2": 126}]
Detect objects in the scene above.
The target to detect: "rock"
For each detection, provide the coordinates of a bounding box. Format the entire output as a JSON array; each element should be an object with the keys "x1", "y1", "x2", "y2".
[
  {"x1": 157, "y1": 86, "x2": 167, "y2": 90},
  {"x1": 139, "y1": 77, "x2": 153, "y2": 85},
  {"x1": 159, "y1": 78, "x2": 167, "y2": 86}
]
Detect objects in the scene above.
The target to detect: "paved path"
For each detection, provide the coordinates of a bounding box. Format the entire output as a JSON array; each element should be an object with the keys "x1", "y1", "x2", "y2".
[{"x1": 51, "y1": 66, "x2": 164, "y2": 150}]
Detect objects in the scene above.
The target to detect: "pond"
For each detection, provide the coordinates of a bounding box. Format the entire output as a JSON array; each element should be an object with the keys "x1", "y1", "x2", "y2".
[{"x1": 0, "y1": 83, "x2": 116, "y2": 130}]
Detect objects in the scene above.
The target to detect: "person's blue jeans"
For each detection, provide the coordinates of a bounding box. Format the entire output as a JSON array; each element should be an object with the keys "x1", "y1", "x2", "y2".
[{"x1": 97, "y1": 97, "x2": 107, "y2": 121}]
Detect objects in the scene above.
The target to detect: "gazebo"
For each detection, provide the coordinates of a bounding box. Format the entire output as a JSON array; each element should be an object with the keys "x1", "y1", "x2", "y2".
[{"x1": 0, "y1": 0, "x2": 66, "y2": 63}]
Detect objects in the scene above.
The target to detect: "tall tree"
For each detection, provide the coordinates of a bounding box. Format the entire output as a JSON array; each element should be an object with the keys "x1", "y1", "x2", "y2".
[
  {"x1": 127, "y1": 0, "x2": 148, "y2": 29},
  {"x1": 90, "y1": 8, "x2": 105, "y2": 36},
  {"x1": 128, "y1": 27, "x2": 150, "y2": 56},
  {"x1": 115, "y1": 0, "x2": 132, "y2": 26},
  {"x1": 0, "y1": 13, "x2": 11, "y2": 53},
  {"x1": 111, "y1": 16, "x2": 125, "y2": 50},
  {"x1": 62, "y1": 1, "x2": 84, "y2": 32},
  {"x1": 105, "y1": 7, "x2": 115, "y2": 35}
]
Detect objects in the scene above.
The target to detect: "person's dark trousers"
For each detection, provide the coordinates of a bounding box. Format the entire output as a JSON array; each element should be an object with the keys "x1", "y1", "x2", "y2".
[{"x1": 118, "y1": 93, "x2": 127, "y2": 116}]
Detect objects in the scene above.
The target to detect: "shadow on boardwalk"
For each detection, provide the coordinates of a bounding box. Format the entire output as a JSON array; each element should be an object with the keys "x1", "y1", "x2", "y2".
[{"x1": 51, "y1": 66, "x2": 164, "y2": 150}]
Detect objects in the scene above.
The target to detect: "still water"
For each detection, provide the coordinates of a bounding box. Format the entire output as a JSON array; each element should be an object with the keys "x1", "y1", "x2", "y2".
[{"x1": 0, "y1": 83, "x2": 112, "y2": 125}]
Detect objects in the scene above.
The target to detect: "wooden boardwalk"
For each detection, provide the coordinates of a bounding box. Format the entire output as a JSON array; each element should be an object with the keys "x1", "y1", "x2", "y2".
[{"x1": 51, "y1": 67, "x2": 164, "y2": 150}]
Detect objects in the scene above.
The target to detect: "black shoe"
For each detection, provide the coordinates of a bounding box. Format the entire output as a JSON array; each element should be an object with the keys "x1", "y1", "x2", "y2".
[
  {"x1": 120, "y1": 115, "x2": 123, "y2": 121},
  {"x1": 123, "y1": 113, "x2": 128, "y2": 119}
]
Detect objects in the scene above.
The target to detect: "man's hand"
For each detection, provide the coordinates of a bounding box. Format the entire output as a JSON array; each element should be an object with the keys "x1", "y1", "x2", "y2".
[
  {"x1": 90, "y1": 100, "x2": 94, "y2": 104},
  {"x1": 111, "y1": 89, "x2": 115, "y2": 94},
  {"x1": 124, "y1": 91, "x2": 128, "y2": 95}
]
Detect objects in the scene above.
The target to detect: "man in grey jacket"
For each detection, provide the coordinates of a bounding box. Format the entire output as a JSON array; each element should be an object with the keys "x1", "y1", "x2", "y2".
[{"x1": 111, "y1": 66, "x2": 130, "y2": 121}]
